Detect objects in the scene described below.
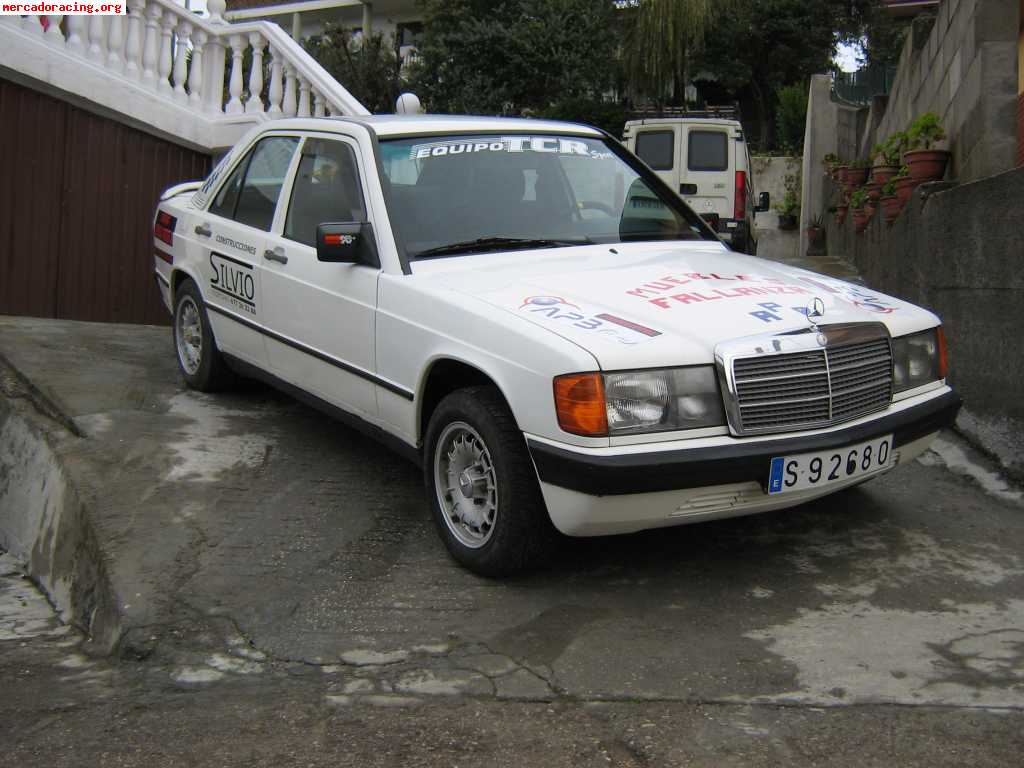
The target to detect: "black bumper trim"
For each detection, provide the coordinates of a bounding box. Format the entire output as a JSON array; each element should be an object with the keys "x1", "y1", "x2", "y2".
[{"x1": 527, "y1": 390, "x2": 961, "y2": 496}]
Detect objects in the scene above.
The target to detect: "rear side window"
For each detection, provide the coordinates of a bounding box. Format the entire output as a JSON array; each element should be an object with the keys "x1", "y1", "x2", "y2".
[
  {"x1": 284, "y1": 139, "x2": 367, "y2": 247},
  {"x1": 634, "y1": 131, "x2": 674, "y2": 171},
  {"x1": 229, "y1": 136, "x2": 300, "y2": 231},
  {"x1": 687, "y1": 130, "x2": 728, "y2": 172}
]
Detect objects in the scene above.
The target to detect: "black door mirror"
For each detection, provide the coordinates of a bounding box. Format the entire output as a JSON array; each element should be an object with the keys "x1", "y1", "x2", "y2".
[
  {"x1": 754, "y1": 191, "x2": 770, "y2": 213},
  {"x1": 316, "y1": 222, "x2": 380, "y2": 268}
]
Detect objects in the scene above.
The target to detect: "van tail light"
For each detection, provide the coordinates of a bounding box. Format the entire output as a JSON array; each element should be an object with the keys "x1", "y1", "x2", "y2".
[
  {"x1": 154, "y1": 210, "x2": 176, "y2": 246},
  {"x1": 734, "y1": 171, "x2": 746, "y2": 220},
  {"x1": 554, "y1": 373, "x2": 608, "y2": 437},
  {"x1": 937, "y1": 326, "x2": 948, "y2": 379}
]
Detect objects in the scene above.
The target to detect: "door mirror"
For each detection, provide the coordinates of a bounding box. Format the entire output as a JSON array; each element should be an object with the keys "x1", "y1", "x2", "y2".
[
  {"x1": 754, "y1": 191, "x2": 770, "y2": 213},
  {"x1": 316, "y1": 222, "x2": 380, "y2": 268}
]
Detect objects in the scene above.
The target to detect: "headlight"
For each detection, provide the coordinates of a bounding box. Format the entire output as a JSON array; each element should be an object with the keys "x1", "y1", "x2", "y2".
[
  {"x1": 554, "y1": 366, "x2": 725, "y2": 436},
  {"x1": 892, "y1": 326, "x2": 947, "y2": 392}
]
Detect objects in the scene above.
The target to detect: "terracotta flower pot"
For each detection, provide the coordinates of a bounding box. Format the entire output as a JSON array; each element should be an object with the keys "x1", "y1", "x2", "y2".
[
  {"x1": 894, "y1": 176, "x2": 918, "y2": 207},
  {"x1": 903, "y1": 149, "x2": 950, "y2": 182},
  {"x1": 864, "y1": 199, "x2": 877, "y2": 224},
  {"x1": 852, "y1": 208, "x2": 868, "y2": 233},
  {"x1": 872, "y1": 165, "x2": 899, "y2": 186},
  {"x1": 835, "y1": 204, "x2": 848, "y2": 225},
  {"x1": 865, "y1": 181, "x2": 882, "y2": 202},
  {"x1": 807, "y1": 226, "x2": 825, "y2": 246},
  {"x1": 846, "y1": 167, "x2": 869, "y2": 187},
  {"x1": 836, "y1": 166, "x2": 849, "y2": 184},
  {"x1": 881, "y1": 195, "x2": 901, "y2": 226}
]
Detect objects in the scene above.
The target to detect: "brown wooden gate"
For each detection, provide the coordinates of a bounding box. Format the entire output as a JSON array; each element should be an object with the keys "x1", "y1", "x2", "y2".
[{"x1": 0, "y1": 77, "x2": 211, "y2": 325}]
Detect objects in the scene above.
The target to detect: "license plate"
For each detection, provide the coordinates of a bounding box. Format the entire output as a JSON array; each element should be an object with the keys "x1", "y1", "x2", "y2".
[{"x1": 767, "y1": 434, "x2": 894, "y2": 495}]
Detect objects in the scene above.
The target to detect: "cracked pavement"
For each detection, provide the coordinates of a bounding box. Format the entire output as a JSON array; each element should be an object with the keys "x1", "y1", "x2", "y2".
[{"x1": 2, "y1": 316, "x2": 1024, "y2": 765}]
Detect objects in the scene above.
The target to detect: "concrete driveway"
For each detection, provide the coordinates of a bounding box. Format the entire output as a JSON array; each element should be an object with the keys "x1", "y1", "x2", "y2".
[{"x1": 1, "y1": 316, "x2": 1022, "y2": 765}]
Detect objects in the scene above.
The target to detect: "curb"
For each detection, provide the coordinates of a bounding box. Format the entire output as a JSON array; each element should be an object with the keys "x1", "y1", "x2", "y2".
[{"x1": 0, "y1": 377, "x2": 121, "y2": 655}]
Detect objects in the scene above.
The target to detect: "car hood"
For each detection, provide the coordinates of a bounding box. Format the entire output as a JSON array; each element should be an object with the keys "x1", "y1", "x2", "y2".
[{"x1": 415, "y1": 242, "x2": 940, "y2": 370}]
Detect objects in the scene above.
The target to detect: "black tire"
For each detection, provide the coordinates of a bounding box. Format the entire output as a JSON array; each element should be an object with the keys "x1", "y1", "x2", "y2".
[
  {"x1": 172, "y1": 278, "x2": 235, "y2": 392},
  {"x1": 424, "y1": 386, "x2": 558, "y2": 576}
]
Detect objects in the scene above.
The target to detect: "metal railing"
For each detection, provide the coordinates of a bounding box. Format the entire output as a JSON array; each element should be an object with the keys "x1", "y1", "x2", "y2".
[{"x1": 832, "y1": 64, "x2": 898, "y2": 107}]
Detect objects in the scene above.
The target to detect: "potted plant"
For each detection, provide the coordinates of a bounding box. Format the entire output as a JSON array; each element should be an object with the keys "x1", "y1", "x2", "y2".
[
  {"x1": 850, "y1": 188, "x2": 869, "y2": 233},
  {"x1": 893, "y1": 165, "x2": 916, "y2": 207},
  {"x1": 865, "y1": 179, "x2": 882, "y2": 202},
  {"x1": 806, "y1": 213, "x2": 826, "y2": 249},
  {"x1": 880, "y1": 177, "x2": 901, "y2": 225},
  {"x1": 871, "y1": 132, "x2": 905, "y2": 186},
  {"x1": 845, "y1": 158, "x2": 870, "y2": 188},
  {"x1": 822, "y1": 152, "x2": 839, "y2": 178},
  {"x1": 904, "y1": 112, "x2": 950, "y2": 182}
]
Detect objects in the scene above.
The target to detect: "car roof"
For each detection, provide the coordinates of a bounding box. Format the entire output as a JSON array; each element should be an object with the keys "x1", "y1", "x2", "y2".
[{"x1": 257, "y1": 115, "x2": 605, "y2": 139}]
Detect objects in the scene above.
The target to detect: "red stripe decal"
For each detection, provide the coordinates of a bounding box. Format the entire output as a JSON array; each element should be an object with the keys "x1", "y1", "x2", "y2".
[
  {"x1": 595, "y1": 313, "x2": 661, "y2": 337},
  {"x1": 154, "y1": 249, "x2": 173, "y2": 264}
]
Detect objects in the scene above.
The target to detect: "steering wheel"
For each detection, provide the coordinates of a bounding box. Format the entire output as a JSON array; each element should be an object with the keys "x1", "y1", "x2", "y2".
[{"x1": 579, "y1": 200, "x2": 616, "y2": 216}]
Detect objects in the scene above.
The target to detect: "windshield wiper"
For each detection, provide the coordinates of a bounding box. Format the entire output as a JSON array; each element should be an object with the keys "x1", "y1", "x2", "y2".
[{"x1": 412, "y1": 236, "x2": 592, "y2": 259}]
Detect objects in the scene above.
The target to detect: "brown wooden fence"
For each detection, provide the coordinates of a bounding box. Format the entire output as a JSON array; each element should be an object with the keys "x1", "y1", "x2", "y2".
[{"x1": 0, "y1": 77, "x2": 211, "y2": 325}]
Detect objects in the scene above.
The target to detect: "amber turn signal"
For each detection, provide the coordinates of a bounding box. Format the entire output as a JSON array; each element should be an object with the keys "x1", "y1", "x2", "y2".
[
  {"x1": 553, "y1": 373, "x2": 608, "y2": 436},
  {"x1": 937, "y1": 325, "x2": 948, "y2": 379}
]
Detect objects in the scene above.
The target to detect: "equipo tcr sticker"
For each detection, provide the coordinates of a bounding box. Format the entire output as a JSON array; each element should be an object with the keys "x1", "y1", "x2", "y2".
[
  {"x1": 409, "y1": 136, "x2": 612, "y2": 160},
  {"x1": 517, "y1": 295, "x2": 661, "y2": 346}
]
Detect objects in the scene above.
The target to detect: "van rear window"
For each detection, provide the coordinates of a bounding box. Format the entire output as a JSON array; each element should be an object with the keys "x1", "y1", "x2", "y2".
[
  {"x1": 687, "y1": 130, "x2": 728, "y2": 172},
  {"x1": 634, "y1": 131, "x2": 674, "y2": 171}
]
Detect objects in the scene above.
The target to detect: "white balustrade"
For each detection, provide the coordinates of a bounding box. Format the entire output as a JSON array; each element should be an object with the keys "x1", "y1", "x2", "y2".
[
  {"x1": 65, "y1": 15, "x2": 86, "y2": 55},
  {"x1": 283, "y1": 63, "x2": 297, "y2": 117},
  {"x1": 125, "y1": 0, "x2": 144, "y2": 79},
  {"x1": 245, "y1": 33, "x2": 266, "y2": 114},
  {"x1": 157, "y1": 13, "x2": 175, "y2": 95},
  {"x1": 225, "y1": 34, "x2": 245, "y2": 115},
  {"x1": 188, "y1": 29, "x2": 206, "y2": 108},
  {"x1": 86, "y1": 16, "x2": 105, "y2": 62},
  {"x1": 297, "y1": 78, "x2": 311, "y2": 117},
  {"x1": 2, "y1": 0, "x2": 369, "y2": 150},
  {"x1": 172, "y1": 22, "x2": 191, "y2": 103},
  {"x1": 141, "y1": 3, "x2": 161, "y2": 88},
  {"x1": 267, "y1": 49, "x2": 284, "y2": 117}
]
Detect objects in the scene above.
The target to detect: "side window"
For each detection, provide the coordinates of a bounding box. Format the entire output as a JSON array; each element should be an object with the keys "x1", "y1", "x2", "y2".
[
  {"x1": 634, "y1": 131, "x2": 674, "y2": 171},
  {"x1": 232, "y1": 136, "x2": 300, "y2": 231},
  {"x1": 687, "y1": 130, "x2": 728, "y2": 172},
  {"x1": 208, "y1": 153, "x2": 249, "y2": 220},
  {"x1": 284, "y1": 138, "x2": 367, "y2": 247}
]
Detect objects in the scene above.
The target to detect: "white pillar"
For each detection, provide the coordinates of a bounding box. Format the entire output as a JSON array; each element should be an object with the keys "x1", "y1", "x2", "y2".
[
  {"x1": 225, "y1": 34, "x2": 246, "y2": 115},
  {"x1": 157, "y1": 12, "x2": 176, "y2": 95},
  {"x1": 297, "y1": 77, "x2": 311, "y2": 117},
  {"x1": 291, "y1": 11, "x2": 301, "y2": 40},
  {"x1": 362, "y1": 2, "x2": 372, "y2": 35},
  {"x1": 267, "y1": 48, "x2": 283, "y2": 117},
  {"x1": 44, "y1": 15, "x2": 63, "y2": 44},
  {"x1": 188, "y1": 29, "x2": 206, "y2": 109},
  {"x1": 173, "y1": 23, "x2": 192, "y2": 103},
  {"x1": 283, "y1": 62, "x2": 297, "y2": 117},
  {"x1": 86, "y1": 15, "x2": 105, "y2": 62},
  {"x1": 124, "y1": 0, "x2": 144, "y2": 79},
  {"x1": 141, "y1": 3, "x2": 162, "y2": 89},
  {"x1": 106, "y1": 14, "x2": 126, "y2": 72},
  {"x1": 245, "y1": 33, "x2": 266, "y2": 114},
  {"x1": 65, "y1": 15, "x2": 87, "y2": 55}
]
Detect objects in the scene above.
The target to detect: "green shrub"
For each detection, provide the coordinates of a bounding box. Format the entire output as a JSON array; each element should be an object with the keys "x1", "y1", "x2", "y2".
[{"x1": 774, "y1": 83, "x2": 808, "y2": 153}]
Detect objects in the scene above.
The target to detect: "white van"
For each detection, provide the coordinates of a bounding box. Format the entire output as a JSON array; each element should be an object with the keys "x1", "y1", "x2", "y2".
[{"x1": 622, "y1": 107, "x2": 768, "y2": 255}]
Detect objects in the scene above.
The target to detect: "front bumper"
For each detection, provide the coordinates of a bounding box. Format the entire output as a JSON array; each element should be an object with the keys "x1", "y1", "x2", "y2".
[{"x1": 527, "y1": 388, "x2": 961, "y2": 536}]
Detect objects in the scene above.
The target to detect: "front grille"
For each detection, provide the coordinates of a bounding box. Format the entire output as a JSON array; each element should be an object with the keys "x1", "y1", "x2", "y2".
[{"x1": 732, "y1": 337, "x2": 893, "y2": 434}]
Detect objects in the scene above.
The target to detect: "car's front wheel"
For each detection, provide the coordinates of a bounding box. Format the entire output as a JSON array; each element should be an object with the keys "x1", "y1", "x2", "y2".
[
  {"x1": 173, "y1": 278, "x2": 235, "y2": 391},
  {"x1": 424, "y1": 386, "x2": 557, "y2": 576}
]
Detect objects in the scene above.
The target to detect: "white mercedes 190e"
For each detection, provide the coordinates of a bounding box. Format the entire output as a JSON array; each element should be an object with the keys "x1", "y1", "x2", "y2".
[{"x1": 153, "y1": 116, "x2": 960, "y2": 575}]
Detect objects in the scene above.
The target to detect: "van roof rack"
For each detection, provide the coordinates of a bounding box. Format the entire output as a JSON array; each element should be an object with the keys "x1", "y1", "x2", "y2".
[{"x1": 627, "y1": 103, "x2": 741, "y2": 122}]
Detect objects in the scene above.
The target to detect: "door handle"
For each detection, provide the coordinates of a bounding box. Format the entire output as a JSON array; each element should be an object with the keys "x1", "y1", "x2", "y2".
[
  {"x1": 194, "y1": 223, "x2": 212, "y2": 237},
  {"x1": 263, "y1": 247, "x2": 288, "y2": 265}
]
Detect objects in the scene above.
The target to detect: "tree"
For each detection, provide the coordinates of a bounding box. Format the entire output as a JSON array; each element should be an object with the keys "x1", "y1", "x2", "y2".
[
  {"x1": 693, "y1": 0, "x2": 838, "y2": 150},
  {"x1": 304, "y1": 25, "x2": 404, "y2": 114},
  {"x1": 408, "y1": 0, "x2": 619, "y2": 115},
  {"x1": 622, "y1": 0, "x2": 726, "y2": 104}
]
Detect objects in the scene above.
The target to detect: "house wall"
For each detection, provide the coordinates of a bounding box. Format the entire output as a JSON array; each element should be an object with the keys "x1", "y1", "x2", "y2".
[
  {"x1": 866, "y1": 0, "x2": 1020, "y2": 183},
  {"x1": 822, "y1": 168, "x2": 1024, "y2": 479},
  {"x1": 0, "y1": 78, "x2": 211, "y2": 326}
]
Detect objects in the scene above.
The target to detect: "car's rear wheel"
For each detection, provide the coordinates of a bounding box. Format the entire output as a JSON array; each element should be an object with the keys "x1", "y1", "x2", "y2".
[
  {"x1": 424, "y1": 386, "x2": 557, "y2": 576},
  {"x1": 173, "y1": 278, "x2": 235, "y2": 391}
]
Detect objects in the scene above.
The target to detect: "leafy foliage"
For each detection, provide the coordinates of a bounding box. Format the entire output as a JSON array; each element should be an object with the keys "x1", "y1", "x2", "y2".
[
  {"x1": 408, "y1": 0, "x2": 619, "y2": 115},
  {"x1": 304, "y1": 25, "x2": 403, "y2": 114},
  {"x1": 774, "y1": 83, "x2": 808, "y2": 153},
  {"x1": 906, "y1": 112, "x2": 945, "y2": 150},
  {"x1": 535, "y1": 97, "x2": 629, "y2": 138}
]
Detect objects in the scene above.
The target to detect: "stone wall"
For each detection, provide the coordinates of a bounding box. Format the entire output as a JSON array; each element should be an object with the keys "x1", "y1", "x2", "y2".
[
  {"x1": 823, "y1": 166, "x2": 1024, "y2": 478},
  {"x1": 866, "y1": 0, "x2": 1020, "y2": 183},
  {"x1": 750, "y1": 155, "x2": 800, "y2": 261}
]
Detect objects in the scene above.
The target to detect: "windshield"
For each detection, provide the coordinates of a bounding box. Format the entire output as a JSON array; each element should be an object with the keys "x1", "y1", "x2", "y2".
[{"x1": 378, "y1": 134, "x2": 714, "y2": 260}]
